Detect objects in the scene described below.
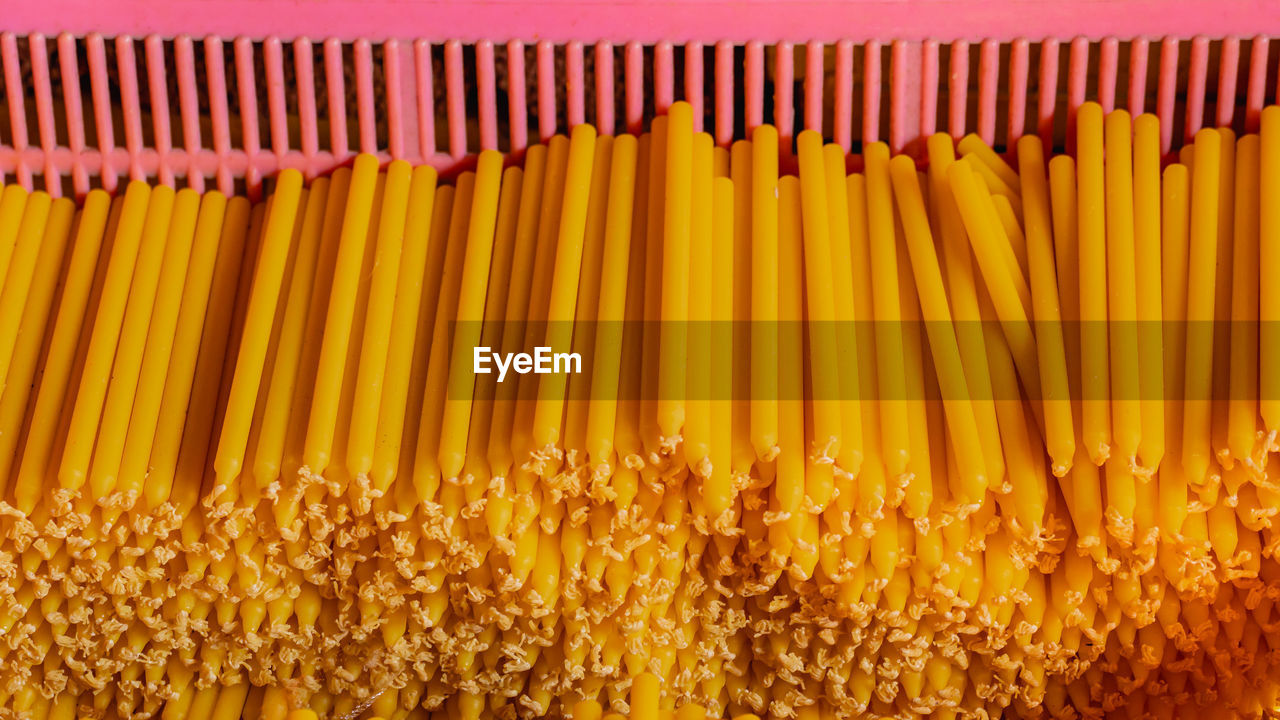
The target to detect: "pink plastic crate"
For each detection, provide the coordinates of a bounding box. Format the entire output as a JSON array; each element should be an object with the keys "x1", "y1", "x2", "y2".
[{"x1": 1, "y1": 0, "x2": 1277, "y2": 200}]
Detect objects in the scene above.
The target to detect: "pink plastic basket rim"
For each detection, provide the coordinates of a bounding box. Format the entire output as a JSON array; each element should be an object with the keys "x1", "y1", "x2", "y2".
[{"x1": 7, "y1": 0, "x2": 1279, "y2": 44}]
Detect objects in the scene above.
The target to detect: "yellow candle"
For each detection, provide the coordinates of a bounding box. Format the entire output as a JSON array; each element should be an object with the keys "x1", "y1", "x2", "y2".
[
  {"x1": 371, "y1": 165, "x2": 438, "y2": 491},
  {"x1": 948, "y1": 160, "x2": 1044, "y2": 426},
  {"x1": 1210, "y1": 129, "x2": 1237, "y2": 464},
  {"x1": 730, "y1": 139, "x2": 755, "y2": 474},
  {"x1": 0, "y1": 185, "x2": 30, "y2": 294},
  {"x1": 486, "y1": 145, "x2": 544, "y2": 478},
  {"x1": 896, "y1": 231, "x2": 933, "y2": 520},
  {"x1": 889, "y1": 155, "x2": 988, "y2": 497},
  {"x1": 10, "y1": 189, "x2": 110, "y2": 511},
  {"x1": 611, "y1": 135, "x2": 650, "y2": 469},
  {"x1": 794, "y1": 130, "x2": 842, "y2": 466},
  {"x1": 1261, "y1": 107, "x2": 1280, "y2": 432},
  {"x1": 1227, "y1": 133, "x2": 1260, "y2": 467},
  {"x1": 847, "y1": 173, "x2": 888, "y2": 516},
  {"x1": 0, "y1": 195, "x2": 72, "y2": 495},
  {"x1": 928, "y1": 133, "x2": 1004, "y2": 500},
  {"x1": 958, "y1": 133, "x2": 1021, "y2": 190},
  {"x1": 991, "y1": 193, "x2": 1028, "y2": 282},
  {"x1": 1162, "y1": 163, "x2": 1187, "y2": 479},
  {"x1": 563, "y1": 136, "x2": 614, "y2": 465},
  {"x1": 88, "y1": 184, "x2": 177, "y2": 502},
  {"x1": 153, "y1": 197, "x2": 251, "y2": 513},
  {"x1": 216, "y1": 168, "x2": 304, "y2": 489},
  {"x1": 348, "y1": 160, "x2": 413, "y2": 478},
  {"x1": 1104, "y1": 109, "x2": 1142, "y2": 471},
  {"x1": 414, "y1": 172, "x2": 475, "y2": 500},
  {"x1": 302, "y1": 154, "x2": 378, "y2": 475},
  {"x1": 460, "y1": 163, "x2": 525, "y2": 487},
  {"x1": 657, "y1": 102, "x2": 693, "y2": 443},
  {"x1": 776, "y1": 175, "x2": 806, "y2": 542},
  {"x1": 60, "y1": 182, "x2": 152, "y2": 491},
  {"x1": 246, "y1": 177, "x2": 329, "y2": 488},
  {"x1": 278, "y1": 168, "x2": 350, "y2": 481},
  {"x1": 685, "y1": 131, "x2": 715, "y2": 472},
  {"x1": 1017, "y1": 135, "x2": 1076, "y2": 475},
  {"x1": 0, "y1": 191, "x2": 52, "y2": 391},
  {"x1": 631, "y1": 672, "x2": 660, "y2": 720},
  {"x1": 1133, "y1": 114, "x2": 1165, "y2": 472},
  {"x1": 706, "y1": 176, "x2": 735, "y2": 517},
  {"x1": 585, "y1": 135, "x2": 639, "y2": 469},
  {"x1": 108, "y1": 187, "x2": 202, "y2": 508},
  {"x1": 1075, "y1": 102, "x2": 1113, "y2": 464},
  {"x1": 441, "y1": 150, "x2": 507, "y2": 478},
  {"x1": 864, "y1": 141, "x2": 910, "y2": 479},
  {"x1": 514, "y1": 135, "x2": 570, "y2": 462},
  {"x1": 1182, "y1": 128, "x2": 1221, "y2": 486},
  {"x1": 751, "y1": 124, "x2": 780, "y2": 461},
  {"x1": 824, "y1": 143, "x2": 863, "y2": 484}
]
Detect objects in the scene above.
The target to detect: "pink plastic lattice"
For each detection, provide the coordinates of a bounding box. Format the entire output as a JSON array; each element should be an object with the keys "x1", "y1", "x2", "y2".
[{"x1": 0, "y1": 0, "x2": 1278, "y2": 199}]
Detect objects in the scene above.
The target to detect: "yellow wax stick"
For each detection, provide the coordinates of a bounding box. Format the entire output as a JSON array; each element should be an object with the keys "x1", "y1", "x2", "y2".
[
  {"x1": 59, "y1": 182, "x2": 152, "y2": 491},
  {"x1": 1017, "y1": 136, "x2": 1076, "y2": 476},
  {"x1": 824, "y1": 143, "x2": 863, "y2": 484},
  {"x1": 246, "y1": 177, "x2": 329, "y2": 487},
  {"x1": 1075, "y1": 102, "x2": 1113, "y2": 464},
  {"x1": 563, "y1": 136, "x2": 614, "y2": 464},
  {"x1": 413, "y1": 173, "x2": 475, "y2": 498},
  {"x1": 0, "y1": 197, "x2": 72, "y2": 495},
  {"x1": 441, "y1": 151, "x2": 506, "y2": 479},
  {"x1": 213, "y1": 168, "x2": 304, "y2": 487},
  {"x1": 1160, "y1": 164, "x2": 1191, "y2": 533},
  {"x1": 1261, "y1": 107, "x2": 1280, "y2": 432},
  {"x1": 611, "y1": 135, "x2": 650, "y2": 469},
  {"x1": 145, "y1": 197, "x2": 249, "y2": 511},
  {"x1": 848, "y1": 172, "x2": 888, "y2": 517},
  {"x1": 948, "y1": 160, "x2": 1044, "y2": 425},
  {"x1": 991, "y1": 194, "x2": 1028, "y2": 282},
  {"x1": 279, "y1": 168, "x2": 350, "y2": 479},
  {"x1": 9, "y1": 190, "x2": 110, "y2": 510},
  {"x1": 958, "y1": 133, "x2": 1020, "y2": 189},
  {"x1": 928, "y1": 134, "x2": 1004, "y2": 499},
  {"x1": 796, "y1": 130, "x2": 842, "y2": 462},
  {"x1": 387, "y1": 191, "x2": 450, "y2": 518},
  {"x1": 514, "y1": 136, "x2": 570, "y2": 462},
  {"x1": 896, "y1": 232, "x2": 933, "y2": 520},
  {"x1": 108, "y1": 188, "x2": 201, "y2": 507},
  {"x1": 0, "y1": 191, "x2": 52, "y2": 391},
  {"x1": 585, "y1": 135, "x2": 639, "y2": 470},
  {"x1": 656, "y1": 102, "x2": 692, "y2": 444},
  {"x1": 370, "y1": 165, "x2": 438, "y2": 490},
  {"x1": 0, "y1": 185, "x2": 29, "y2": 296},
  {"x1": 751, "y1": 124, "x2": 780, "y2": 461},
  {"x1": 530, "y1": 124, "x2": 598, "y2": 457},
  {"x1": 460, "y1": 164, "x2": 525, "y2": 486},
  {"x1": 1182, "y1": 128, "x2": 1222, "y2": 486},
  {"x1": 730, "y1": 139, "x2": 755, "y2": 474},
  {"x1": 485, "y1": 145, "x2": 544, "y2": 477},
  {"x1": 1211, "y1": 129, "x2": 1237, "y2": 465},
  {"x1": 1103, "y1": 109, "x2": 1142, "y2": 471},
  {"x1": 135, "y1": 191, "x2": 227, "y2": 507},
  {"x1": 685, "y1": 132, "x2": 715, "y2": 472},
  {"x1": 706, "y1": 176, "x2": 735, "y2": 518},
  {"x1": 1133, "y1": 114, "x2": 1165, "y2": 472},
  {"x1": 864, "y1": 142, "x2": 910, "y2": 478},
  {"x1": 302, "y1": 154, "x2": 378, "y2": 475},
  {"x1": 776, "y1": 175, "x2": 805, "y2": 542},
  {"x1": 1227, "y1": 134, "x2": 1260, "y2": 466},
  {"x1": 242, "y1": 184, "x2": 310, "y2": 505},
  {"x1": 889, "y1": 156, "x2": 987, "y2": 495},
  {"x1": 347, "y1": 160, "x2": 413, "y2": 479}
]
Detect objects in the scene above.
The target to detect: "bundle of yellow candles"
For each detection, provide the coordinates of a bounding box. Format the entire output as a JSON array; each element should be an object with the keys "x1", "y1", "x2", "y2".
[{"x1": 3, "y1": 98, "x2": 1280, "y2": 719}]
